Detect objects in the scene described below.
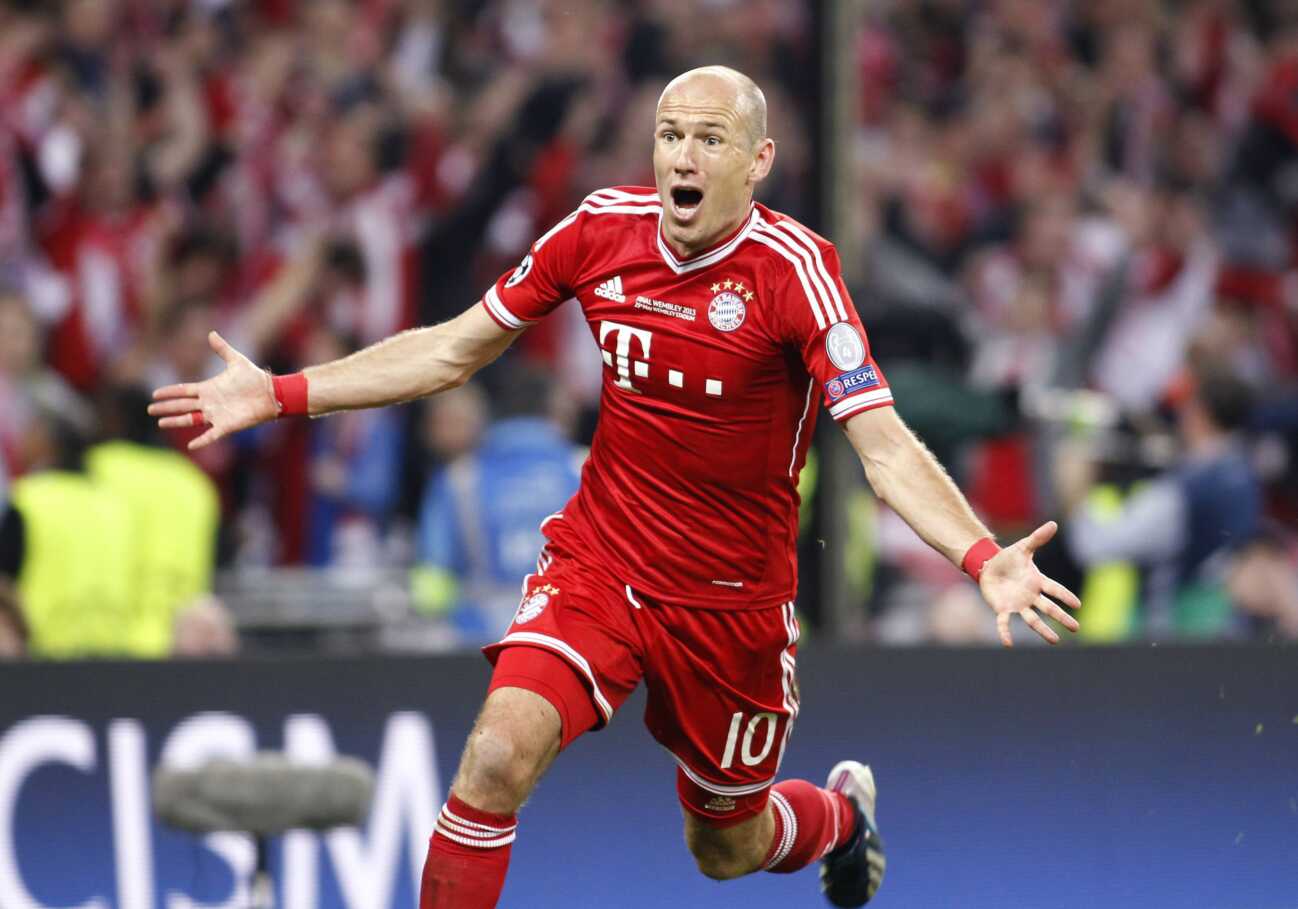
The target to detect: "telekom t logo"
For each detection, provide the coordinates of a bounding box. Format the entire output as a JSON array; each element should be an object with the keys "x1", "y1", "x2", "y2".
[
  {"x1": 597, "y1": 320, "x2": 723, "y2": 397},
  {"x1": 599, "y1": 320, "x2": 652, "y2": 392}
]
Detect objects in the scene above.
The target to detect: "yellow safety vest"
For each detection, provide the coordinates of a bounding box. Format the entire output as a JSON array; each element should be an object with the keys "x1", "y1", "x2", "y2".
[
  {"x1": 11, "y1": 472, "x2": 136, "y2": 657},
  {"x1": 86, "y1": 442, "x2": 219, "y2": 656},
  {"x1": 1076, "y1": 485, "x2": 1140, "y2": 642}
]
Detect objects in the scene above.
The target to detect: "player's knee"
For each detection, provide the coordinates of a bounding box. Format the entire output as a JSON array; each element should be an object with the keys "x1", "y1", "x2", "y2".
[
  {"x1": 453, "y1": 689, "x2": 562, "y2": 813},
  {"x1": 458, "y1": 725, "x2": 539, "y2": 809}
]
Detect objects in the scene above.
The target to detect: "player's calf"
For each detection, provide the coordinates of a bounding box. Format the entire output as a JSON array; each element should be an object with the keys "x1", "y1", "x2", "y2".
[
  {"x1": 760, "y1": 778, "x2": 859, "y2": 876},
  {"x1": 684, "y1": 805, "x2": 776, "y2": 880}
]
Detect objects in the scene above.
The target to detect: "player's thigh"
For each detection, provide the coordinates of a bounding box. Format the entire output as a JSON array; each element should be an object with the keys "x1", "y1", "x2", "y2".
[
  {"x1": 643, "y1": 601, "x2": 800, "y2": 827},
  {"x1": 682, "y1": 802, "x2": 776, "y2": 878},
  {"x1": 482, "y1": 550, "x2": 645, "y2": 747},
  {"x1": 452, "y1": 685, "x2": 563, "y2": 813}
]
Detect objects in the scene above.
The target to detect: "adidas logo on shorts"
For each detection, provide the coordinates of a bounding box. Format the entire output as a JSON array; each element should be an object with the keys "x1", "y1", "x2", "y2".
[{"x1": 594, "y1": 275, "x2": 626, "y2": 303}]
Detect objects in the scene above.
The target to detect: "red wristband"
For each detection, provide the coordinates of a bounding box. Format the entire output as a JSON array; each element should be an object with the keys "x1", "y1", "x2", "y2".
[
  {"x1": 961, "y1": 537, "x2": 1001, "y2": 583},
  {"x1": 271, "y1": 372, "x2": 309, "y2": 417}
]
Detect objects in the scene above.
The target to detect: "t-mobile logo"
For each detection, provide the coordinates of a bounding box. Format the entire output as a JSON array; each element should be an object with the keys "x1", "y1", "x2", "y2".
[
  {"x1": 599, "y1": 320, "x2": 653, "y2": 391},
  {"x1": 597, "y1": 320, "x2": 723, "y2": 397}
]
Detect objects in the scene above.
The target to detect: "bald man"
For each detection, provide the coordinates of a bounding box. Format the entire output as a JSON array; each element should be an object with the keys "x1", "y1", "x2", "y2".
[{"x1": 152, "y1": 66, "x2": 1079, "y2": 907}]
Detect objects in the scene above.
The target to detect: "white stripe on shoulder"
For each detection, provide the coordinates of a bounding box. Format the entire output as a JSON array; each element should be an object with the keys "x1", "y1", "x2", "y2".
[
  {"x1": 533, "y1": 191, "x2": 659, "y2": 251},
  {"x1": 580, "y1": 202, "x2": 661, "y2": 217},
  {"x1": 754, "y1": 218, "x2": 840, "y2": 328},
  {"x1": 534, "y1": 211, "x2": 579, "y2": 250},
  {"x1": 767, "y1": 219, "x2": 849, "y2": 322},
  {"x1": 587, "y1": 187, "x2": 661, "y2": 205},
  {"x1": 482, "y1": 284, "x2": 529, "y2": 329},
  {"x1": 748, "y1": 227, "x2": 827, "y2": 330}
]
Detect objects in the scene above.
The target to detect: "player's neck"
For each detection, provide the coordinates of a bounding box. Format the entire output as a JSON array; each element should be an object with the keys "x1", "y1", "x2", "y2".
[{"x1": 662, "y1": 204, "x2": 754, "y2": 260}]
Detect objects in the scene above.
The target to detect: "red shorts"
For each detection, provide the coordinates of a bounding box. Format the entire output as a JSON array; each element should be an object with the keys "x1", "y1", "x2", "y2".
[{"x1": 482, "y1": 544, "x2": 801, "y2": 828}]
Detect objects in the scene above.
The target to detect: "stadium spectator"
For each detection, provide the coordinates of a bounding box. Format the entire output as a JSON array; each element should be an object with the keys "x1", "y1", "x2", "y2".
[
  {"x1": 1062, "y1": 361, "x2": 1262, "y2": 637},
  {"x1": 87, "y1": 386, "x2": 222, "y2": 654},
  {"x1": 416, "y1": 365, "x2": 581, "y2": 640},
  {"x1": 1226, "y1": 526, "x2": 1298, "y2": 640},
  {"x1": 0, "y1": 396, "x2": 138, "y2": 657},
  {"x1": 420, "y1": 380, "x2": 491, "y2": 467},
  {"x1": 0, "y1": 289, "x2": 79, "y2": 477}
]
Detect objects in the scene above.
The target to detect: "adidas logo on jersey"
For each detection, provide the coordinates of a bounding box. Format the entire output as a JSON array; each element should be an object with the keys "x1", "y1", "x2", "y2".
[{"x1": 594, "y1": 275, "x2": 626, "y2": 303}]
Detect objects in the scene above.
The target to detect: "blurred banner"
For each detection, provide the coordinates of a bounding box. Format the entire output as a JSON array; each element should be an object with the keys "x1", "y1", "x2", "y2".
[{"x1": 0, "y1": 647, "x2": 1294, "y2": 908}]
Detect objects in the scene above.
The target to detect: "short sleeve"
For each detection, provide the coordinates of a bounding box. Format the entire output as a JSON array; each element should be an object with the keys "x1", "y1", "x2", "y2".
[
  {"x1": 774, "y1": 236, "x2": 893, "y2": 421},
  {"x1": 480, "y1": 205, "x2": 586, "y2": 330}
]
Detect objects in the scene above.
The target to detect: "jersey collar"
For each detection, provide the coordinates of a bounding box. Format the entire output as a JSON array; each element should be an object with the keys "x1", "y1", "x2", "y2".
[{"x1": 656, "y1": 205, "x2": 759, "y2": 275}]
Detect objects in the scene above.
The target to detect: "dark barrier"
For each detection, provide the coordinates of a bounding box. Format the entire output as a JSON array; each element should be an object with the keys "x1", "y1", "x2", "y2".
[{"x1": 1, "y1": 645, "x2": 1295, "y2": 908}]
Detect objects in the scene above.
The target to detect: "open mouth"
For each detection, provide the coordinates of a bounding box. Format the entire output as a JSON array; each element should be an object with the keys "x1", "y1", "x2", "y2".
[{"x1": 670, "y1": 187, "x2": 704, "y2": 220}]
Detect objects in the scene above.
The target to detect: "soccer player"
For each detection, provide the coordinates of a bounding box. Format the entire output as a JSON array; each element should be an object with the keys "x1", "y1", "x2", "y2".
[{"x1": 150, "y1": 66, "x2": 1081, "y2": 907}]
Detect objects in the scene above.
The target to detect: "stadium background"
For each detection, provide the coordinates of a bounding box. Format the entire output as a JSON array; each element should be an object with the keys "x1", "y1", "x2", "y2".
[{"x1": 0, "y1": 0, "x2": 1294, "y2": 906}]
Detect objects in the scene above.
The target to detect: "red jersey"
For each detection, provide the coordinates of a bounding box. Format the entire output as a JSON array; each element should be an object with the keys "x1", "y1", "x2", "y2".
[{"x1": 480, "y1": 187, "x2": 894, "y2": 610}]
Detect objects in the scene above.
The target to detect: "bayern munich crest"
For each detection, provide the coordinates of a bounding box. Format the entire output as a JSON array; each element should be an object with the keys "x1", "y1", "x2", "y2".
[
  {"x1": 707, "y1": 279, "x2": 751, "y2": 332},
  {"x1": 515, "y1": 584, "x2": 558, "y2": 625}
]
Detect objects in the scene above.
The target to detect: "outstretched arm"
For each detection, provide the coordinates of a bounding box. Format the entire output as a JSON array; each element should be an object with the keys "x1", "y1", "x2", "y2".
[
  {"x1": 149, "y1": 303, "x2": 521, "y2": 449},
  {"x1": 843, "y1": 405, "x2": 1080, "y2": 646}
]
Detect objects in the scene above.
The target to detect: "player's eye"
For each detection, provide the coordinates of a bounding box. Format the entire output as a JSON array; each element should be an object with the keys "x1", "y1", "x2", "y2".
[
  {"x1": 705, "y1": 136, "x2": 721, "y2": 146},
  {"x1": 659, "y1": 131, "x2": 677, "y2": 142}
]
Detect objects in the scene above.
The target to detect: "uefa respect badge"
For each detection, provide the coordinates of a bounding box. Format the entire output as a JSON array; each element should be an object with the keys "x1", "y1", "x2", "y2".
[{"x1": 825, "y1": 364, "x2": 880, "y2": 401}]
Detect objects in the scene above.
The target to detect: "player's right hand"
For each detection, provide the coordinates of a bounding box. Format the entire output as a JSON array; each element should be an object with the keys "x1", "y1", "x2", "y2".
[{"x1": 148, "y1": 331, "x2": 279, "y2": 450}]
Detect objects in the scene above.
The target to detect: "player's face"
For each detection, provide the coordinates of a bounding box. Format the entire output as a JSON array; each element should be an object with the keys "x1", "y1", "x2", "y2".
[{"x1": 653, "y1": 77, "x2": 772, "y2": 257}]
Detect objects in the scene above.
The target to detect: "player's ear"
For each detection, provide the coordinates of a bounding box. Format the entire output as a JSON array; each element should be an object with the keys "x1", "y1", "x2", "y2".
[{"x1": 749, "y1": 137, "x2": 775, "y2": 186}]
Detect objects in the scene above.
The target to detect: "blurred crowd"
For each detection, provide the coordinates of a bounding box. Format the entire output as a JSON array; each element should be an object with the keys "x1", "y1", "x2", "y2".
[
  {"x1": 852, "y1": 0, "x2": 1298, "y2": 643},
  {"x1": 0, "y1": 0, "x2": 1293, "y2": 658}
]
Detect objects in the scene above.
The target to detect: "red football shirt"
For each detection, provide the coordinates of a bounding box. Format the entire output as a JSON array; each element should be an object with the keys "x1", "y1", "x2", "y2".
[{"x1": 480, "y1": 186, "x2": 894, "y2": 610}]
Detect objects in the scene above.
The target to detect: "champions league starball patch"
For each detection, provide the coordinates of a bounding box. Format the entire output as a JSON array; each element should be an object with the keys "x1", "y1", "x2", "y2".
[
  {"x1": 505, "y1": 252, "x2": 534, "y2": 288},
  {"x1": 826, "y1": 323, "x2": 866, "y2": 370},
  {"x1": 514, "y1": 584, "x2": 558, "y2": 625},
  {"x1": 707, "y1": 279, "x2": 750, "y2": 332}
]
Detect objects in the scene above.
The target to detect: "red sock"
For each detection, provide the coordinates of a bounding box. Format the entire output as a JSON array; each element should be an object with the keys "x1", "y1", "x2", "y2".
[
  {"x1": 761, "y1": 779, "x2": 856, "y2": 873},
  {"x1": 419, "y1": 794, "x2": 517, "y2": 909}
]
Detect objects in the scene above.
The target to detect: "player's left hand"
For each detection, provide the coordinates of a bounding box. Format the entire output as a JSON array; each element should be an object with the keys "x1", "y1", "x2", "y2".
[{"x1": 978, "y1": 521, "x2": 1081, "y2": 647}]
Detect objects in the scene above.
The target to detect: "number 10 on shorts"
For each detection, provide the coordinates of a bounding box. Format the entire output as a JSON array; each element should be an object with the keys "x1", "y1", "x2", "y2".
[{"x1": 720, "y1": 711, "x2": 779, "y2": 769}]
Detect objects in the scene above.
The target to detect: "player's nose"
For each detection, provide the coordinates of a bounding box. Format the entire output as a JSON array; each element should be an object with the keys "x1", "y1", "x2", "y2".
[{"x1": 674, "y1": 137, "x2": 699, "y2": 172}]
